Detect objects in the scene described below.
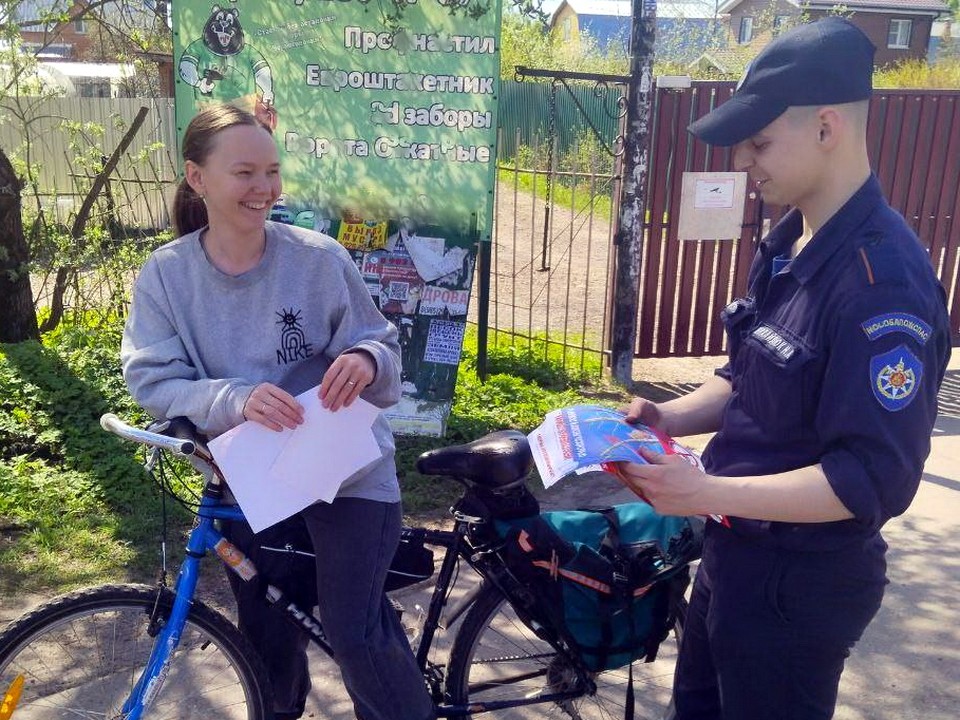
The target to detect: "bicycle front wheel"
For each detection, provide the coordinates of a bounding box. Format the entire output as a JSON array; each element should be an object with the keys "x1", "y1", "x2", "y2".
[
  {"x1": 0, "y1": 584, "x2": 272, "y2": 719},
  {"x1": 446, "y1": 583, "x2": 685, "y2": 720}
]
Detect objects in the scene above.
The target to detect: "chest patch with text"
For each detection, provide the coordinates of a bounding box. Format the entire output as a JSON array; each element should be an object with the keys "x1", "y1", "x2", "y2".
[{"x1": 750, "y1": 324, "x2": 796, "y2": 362}]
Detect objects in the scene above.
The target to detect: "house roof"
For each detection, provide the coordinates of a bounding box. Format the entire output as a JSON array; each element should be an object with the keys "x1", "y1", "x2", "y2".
[
  {"x1": 550, "y1": 0, "x2": 720, "y2": 25},
  {"x1": 42, "y1": 61, "x2": 135, "y2": 79},
  {"x1": 552, "y1": 0, "x2": 630, "y2": 20},
  {"x1": 690, "y1": 45, "x2": 753, "y2": 74},
  {"x1": 717, "y1": 0, "x2": 949, "y2": 14}
]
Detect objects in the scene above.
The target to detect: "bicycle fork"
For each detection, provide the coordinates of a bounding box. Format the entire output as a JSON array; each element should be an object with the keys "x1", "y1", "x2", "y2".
[{"x1": 119, "y1": 513, "x2": 228, "y2": 719}]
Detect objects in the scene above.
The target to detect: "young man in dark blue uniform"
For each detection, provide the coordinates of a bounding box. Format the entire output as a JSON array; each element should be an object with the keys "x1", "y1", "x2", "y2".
[{"x1": 614, "y1": 17, "x2": 952, "y2": 720}]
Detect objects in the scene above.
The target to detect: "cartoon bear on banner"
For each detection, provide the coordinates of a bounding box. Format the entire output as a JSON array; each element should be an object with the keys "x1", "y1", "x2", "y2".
[{"x1": 178, "y1": 5, "x2": 277, "y2": 130}]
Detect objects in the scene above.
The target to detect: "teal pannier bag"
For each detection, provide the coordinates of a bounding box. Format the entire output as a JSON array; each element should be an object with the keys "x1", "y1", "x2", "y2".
[{"x1": 496, "y1": 502, "x2": 701, "y2": 672}]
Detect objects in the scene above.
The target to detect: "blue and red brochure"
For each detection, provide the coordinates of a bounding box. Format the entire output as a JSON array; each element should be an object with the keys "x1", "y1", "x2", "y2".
[{"x1": 528, "y1": 404, "x2": 727, "y2": 524}]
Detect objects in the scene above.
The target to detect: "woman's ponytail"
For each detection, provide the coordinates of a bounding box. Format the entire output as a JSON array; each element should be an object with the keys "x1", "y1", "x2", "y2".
[{"x1": 173, "y1": 179, "x2": 208, "y2": 237}]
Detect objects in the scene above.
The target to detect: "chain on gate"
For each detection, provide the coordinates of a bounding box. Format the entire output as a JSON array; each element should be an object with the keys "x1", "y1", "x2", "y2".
[{"x1": 514, "y1": 67, "x2": 631, "y2": 275}]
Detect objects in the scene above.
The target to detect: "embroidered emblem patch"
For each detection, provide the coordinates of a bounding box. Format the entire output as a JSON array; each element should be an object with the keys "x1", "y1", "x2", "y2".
[
  {"x1": 870, "y1": 344, "x2": 923, "y2": 412},
  {"x1": 861, "y1": 313, "x2": 931, "y2": 345}
]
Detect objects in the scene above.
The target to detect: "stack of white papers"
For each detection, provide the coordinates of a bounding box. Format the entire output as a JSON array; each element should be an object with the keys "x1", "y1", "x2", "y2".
[{"x1": 208, "y1": 386, "x2": 382, "y2": 532}]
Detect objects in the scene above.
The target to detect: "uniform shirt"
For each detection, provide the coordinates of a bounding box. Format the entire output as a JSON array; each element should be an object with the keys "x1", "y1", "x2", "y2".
[
  {"x1": 121, "y1": 222, "x2": 403, "y2": 503},
  {"x1": 702, "y1": 175, "x2": 951, "y2": 550}
]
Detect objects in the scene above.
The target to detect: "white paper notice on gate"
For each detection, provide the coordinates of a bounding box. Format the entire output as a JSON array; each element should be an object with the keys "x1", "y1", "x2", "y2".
[
  {"x1": 677, "y1": 171, "x2": 748, "y2": 241},
  {"x1": 208, "y1": 388, "x2": 382, "y2": 532}
]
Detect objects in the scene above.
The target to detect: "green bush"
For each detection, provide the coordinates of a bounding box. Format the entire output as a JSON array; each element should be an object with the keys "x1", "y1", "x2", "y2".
[
  {"x1": 0, "y1": 317, "x2": 169, "y2": 592},
  {"x1": 0, "y1": 316, "x2": 623, "y2": 590},
  {"x1": 874, "y1": 57, "x2": 960, "y2": 89}
]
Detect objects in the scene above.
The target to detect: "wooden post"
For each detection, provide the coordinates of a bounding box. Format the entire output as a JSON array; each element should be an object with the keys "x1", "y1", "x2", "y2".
[{"x1": 610, "y1": 0, "x2": 656, "y2": 384}]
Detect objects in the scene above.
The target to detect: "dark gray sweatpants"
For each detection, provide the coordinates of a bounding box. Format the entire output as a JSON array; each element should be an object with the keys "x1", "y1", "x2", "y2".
[{"x1": 224, "y1": 497, "x2": 435, "y2": 720}]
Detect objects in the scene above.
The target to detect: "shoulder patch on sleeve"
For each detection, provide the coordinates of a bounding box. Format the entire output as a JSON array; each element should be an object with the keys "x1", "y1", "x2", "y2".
[
  {"x1": 861, "y1": 313, "x2": 932, "y2": 345},
  {"x1": 870, "y1": 344, "x2": 923, "y2": 412}
]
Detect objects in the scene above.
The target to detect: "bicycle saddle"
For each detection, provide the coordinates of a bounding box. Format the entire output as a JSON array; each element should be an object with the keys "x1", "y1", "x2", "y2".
[{"x1": 416, "y1": 430, "x2": 533, "y2": 488}]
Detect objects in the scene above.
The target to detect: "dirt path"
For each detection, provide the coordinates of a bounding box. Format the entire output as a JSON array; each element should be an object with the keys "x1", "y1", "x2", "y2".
[
  {"x1": 476, "y1": 180, "x2": 724, "y2": 387},
  {"x1": 470, "y1": 181, "x2": 616, "y2": 346}
]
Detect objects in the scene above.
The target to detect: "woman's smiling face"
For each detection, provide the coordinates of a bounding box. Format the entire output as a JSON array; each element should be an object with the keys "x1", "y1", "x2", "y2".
[{"x1": 185, "y1": 123, "x2": 282, "y2": 237}]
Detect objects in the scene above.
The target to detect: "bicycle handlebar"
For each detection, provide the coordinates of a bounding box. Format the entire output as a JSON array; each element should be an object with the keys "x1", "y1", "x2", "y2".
[{"x1": 100, "y1": 413, "x2": 196, "y2": 456}]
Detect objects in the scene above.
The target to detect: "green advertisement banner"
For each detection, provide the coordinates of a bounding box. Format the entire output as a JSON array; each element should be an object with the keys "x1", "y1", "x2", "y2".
[{"x1": 172, "y1": 0, "x2": 502, "y2": 435}]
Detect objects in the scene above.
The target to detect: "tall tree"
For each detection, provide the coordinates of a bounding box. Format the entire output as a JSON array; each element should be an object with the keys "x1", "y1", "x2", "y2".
[{"x1": 0, "y1": 148, "x2": 39, "y2": 343}]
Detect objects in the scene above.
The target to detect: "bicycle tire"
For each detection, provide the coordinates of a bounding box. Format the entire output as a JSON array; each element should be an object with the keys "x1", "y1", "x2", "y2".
[
  {"x1": 445, "y1": 583, "x2": 686, "y2": 720},
  {"x1": 0, "y1": 583, "x2": 273, "y2": 719}
]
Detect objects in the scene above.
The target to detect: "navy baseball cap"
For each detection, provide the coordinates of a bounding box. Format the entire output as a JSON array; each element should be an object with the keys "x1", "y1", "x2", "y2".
[{"x1": 689, "y1": 17, "x2": 876, "y2": 146}]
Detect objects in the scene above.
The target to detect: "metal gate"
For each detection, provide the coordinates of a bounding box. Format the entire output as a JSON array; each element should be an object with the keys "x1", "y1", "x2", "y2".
[
  {"x1": 483, "y1": 71, "x2": 629, "y2": 377},
  {"x1": 637, "y1": 83, "x2": 960, "y2": 358}
]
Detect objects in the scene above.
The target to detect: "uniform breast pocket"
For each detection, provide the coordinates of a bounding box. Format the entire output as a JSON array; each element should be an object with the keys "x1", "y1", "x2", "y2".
[{"x1": 738, "y1": 323, "x2": 819, "y2": 437}]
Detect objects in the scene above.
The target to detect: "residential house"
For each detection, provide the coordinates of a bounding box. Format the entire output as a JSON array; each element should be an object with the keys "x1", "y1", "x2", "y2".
[
  {"x1": 548, "y1": 0, "x2": 725, "y2": 63},
  {"x1": 928, "y1": 18, "x2": 957, "y2": 61},
  {"x1": 718, "y1": 0, "x2": 951, "y2": 66},
  {"x1": 8, "y1": 0, "x2": 168, "y2": 95},
  {"x1": 11, "y1": 0, "x2": 95, "y2": 60}
]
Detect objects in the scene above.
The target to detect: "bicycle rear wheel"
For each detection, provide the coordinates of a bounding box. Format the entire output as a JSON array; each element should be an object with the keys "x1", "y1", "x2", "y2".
[
  {"x1": 446, "y1": 583, "x2": 685, "y2": 720},
  {"x1": 0, "y1": 583, "x2": 272, "y2": 719}
]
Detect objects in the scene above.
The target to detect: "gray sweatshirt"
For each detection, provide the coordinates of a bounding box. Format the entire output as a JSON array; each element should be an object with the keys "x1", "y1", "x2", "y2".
[{"x1": 121, "y1": 221, "x2": 402, "y2": 502}]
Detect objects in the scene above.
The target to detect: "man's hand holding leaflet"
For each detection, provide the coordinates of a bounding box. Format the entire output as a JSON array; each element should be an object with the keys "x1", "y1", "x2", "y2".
[{"x1": 528, "y1": 404, "x2": 726, "y2": 523}]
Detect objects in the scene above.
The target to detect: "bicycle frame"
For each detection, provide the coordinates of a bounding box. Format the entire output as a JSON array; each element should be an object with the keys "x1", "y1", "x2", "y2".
[
  {"x1": 96, "y1": 415, "x2": 604, "y2": 719},
  {"x1": 121, "y1": 493, "x2": 245, "y2": 719},
  {"x1": 121, "y1": 491, "x2": 590, "y2": 719}
]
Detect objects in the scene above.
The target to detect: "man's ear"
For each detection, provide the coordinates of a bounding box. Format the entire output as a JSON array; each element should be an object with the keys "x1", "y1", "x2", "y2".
[
  {"x1": 184, "y1": 160, "x2": 204, "y2": 196},
  {"x1": 816, "y1": 107, "x2": 843, "y2": 148}
]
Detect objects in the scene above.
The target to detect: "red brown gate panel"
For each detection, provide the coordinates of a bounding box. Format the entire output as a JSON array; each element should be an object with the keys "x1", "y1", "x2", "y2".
[{"x1": 635, "y1": 84, "x2": 960, "y2": 359}]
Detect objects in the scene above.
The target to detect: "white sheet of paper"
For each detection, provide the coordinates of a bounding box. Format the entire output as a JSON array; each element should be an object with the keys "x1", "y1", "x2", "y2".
[
  {"x1": 208, "y1": 388, "x2": 382, "y2": 533},
  {"x1": 694, "y1": 178, "x2": 735, "y2": 209}
]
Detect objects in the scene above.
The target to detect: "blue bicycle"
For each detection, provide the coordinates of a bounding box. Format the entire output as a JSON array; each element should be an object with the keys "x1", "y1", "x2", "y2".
[{"x1": 0, "y1": 413, "x2": 695, "y2": 719}]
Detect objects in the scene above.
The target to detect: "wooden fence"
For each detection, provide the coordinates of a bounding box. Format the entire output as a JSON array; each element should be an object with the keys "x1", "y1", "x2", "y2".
[{"x1": 0, "y1": 96, "x2": 178, "y2": 230}]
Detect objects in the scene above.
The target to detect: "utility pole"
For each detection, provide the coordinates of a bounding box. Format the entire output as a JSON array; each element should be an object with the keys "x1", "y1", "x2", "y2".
[{"x1": 610, "y1": 0, "x2": 656, "y2": 384}]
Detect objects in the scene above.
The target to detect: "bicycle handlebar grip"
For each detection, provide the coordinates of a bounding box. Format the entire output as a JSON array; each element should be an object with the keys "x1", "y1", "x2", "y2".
[
  {"x1": 100, "y1": 412, "x2": 124, "y2": 434},
  {"x1": 99, "y1": 413, "x2": 196, "y2": 456}
]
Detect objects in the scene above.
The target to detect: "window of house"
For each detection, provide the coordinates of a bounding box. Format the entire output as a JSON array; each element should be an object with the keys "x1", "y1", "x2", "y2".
[
  {"x1": 562, "y1": 17, "x2": 571, "y2": 42},
  {"x1": 738, "y1": 16, "x2": 754, "y2": 44},
  {"x1": 772, "y1": 15, "x2": 790, "y2": 35},
  {"x1": 74, "y1": 17, "x2": 86, "y2": 33},
  {"x1": 77, "y1": 79, "x2": 111, "y2": 97},
  {"x1": 25, "y1": 42, "x2": 72, "y2": 58},
  {"x1": 888, "y1": 19, "x2": 912, "y2": 49}
]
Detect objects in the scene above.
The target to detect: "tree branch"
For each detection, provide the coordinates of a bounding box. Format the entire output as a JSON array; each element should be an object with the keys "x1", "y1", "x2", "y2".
[{"x1": 40, "y1": 104, "x2": 149, "y2": 334}]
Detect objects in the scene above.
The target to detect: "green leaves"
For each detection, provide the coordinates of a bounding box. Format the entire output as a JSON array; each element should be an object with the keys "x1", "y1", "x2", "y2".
[{"x1": 0, "y1": 321, "x2": 165, "y2": 592}]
